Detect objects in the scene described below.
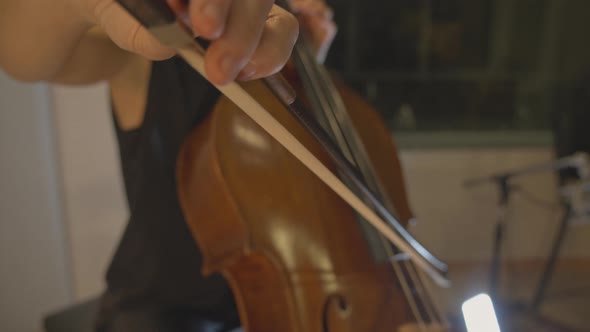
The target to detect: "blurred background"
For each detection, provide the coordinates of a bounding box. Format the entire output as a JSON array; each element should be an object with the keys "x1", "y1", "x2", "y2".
[{"x1": 2, "y1": 0, "x2": 590, "y2": 331}]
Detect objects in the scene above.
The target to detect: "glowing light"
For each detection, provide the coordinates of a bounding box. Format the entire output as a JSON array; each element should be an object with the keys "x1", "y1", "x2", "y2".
[{"x1": 462, "y1": 293, "x2": 501, "y2": 332}]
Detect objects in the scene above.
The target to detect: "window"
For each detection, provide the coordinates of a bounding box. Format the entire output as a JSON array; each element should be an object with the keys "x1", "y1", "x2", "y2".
[{"x1": 325, "y1": 0, "x2": 590, "y2": 137}]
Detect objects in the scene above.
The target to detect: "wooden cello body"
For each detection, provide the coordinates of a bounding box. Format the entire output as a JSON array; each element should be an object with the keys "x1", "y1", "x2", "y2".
[
  {"x1": 105, "y1": 0, "x2": 447, "y2": 330},
  {"x1": 176, "y1": 74, "x2": 425, "y2": 331}
]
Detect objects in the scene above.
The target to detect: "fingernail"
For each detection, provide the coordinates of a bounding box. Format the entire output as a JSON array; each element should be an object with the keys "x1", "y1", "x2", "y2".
[
  {"x1": 203, "y1": 2, "x2": 222, "y2": 20},
  {"x1": 203, "y1": 3, "x2": 223, "y2": 37},
  {"x1": 238, "y1": 62, "x2": 257, "y2": 81}
]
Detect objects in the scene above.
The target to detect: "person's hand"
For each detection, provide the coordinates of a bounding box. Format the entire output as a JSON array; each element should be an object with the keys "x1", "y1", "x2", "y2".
[
  {"x1": 289, "y1": 0, "x2": 337, "y2": 63},
  {"x1": 84, "y1": 0, "x2": 299, "y2": 84}
]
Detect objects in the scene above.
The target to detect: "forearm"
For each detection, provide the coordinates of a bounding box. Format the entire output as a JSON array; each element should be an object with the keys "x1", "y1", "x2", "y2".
[{"x1": 0, "y1": 0, "x2": 93, "y2": 82}]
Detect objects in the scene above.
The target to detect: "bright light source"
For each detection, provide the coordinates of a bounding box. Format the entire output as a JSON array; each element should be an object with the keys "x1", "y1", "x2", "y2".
[{"x1": 462, "y1": 293, "x2": 501, "y2": 332}]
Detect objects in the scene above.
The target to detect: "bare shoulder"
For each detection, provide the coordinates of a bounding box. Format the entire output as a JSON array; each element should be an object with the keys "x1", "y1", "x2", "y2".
[{"x1": 109, "y1": 47, "x2": 152, "y2": 131}]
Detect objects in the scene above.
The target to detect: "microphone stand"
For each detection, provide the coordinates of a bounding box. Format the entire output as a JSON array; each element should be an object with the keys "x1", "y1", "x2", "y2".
[
  {"x1": 531, "y1": 179, "x2": 590, "y2": 310},
  {"x1": 464, "y1": 174, "x2": 516, "y2": 306},
  {"x1": 463, "y1": 152, "x2": 590, "y2": 306}
]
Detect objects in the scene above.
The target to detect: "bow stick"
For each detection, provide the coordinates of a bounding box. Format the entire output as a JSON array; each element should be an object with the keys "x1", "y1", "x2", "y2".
[{"x1": 113, "y1": 0, "x2": 450, "y2": 286}]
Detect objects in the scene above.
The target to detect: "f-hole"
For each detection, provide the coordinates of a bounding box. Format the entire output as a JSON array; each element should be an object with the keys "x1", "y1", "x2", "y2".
[{"x1": 322, "y1": 294, "x2": 352, "y2": 332}]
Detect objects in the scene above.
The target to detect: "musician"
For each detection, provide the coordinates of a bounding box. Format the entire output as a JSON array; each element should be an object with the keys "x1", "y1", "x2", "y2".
[{"x1": 0, "y1": 0, "x2": 336, "y2": 331}]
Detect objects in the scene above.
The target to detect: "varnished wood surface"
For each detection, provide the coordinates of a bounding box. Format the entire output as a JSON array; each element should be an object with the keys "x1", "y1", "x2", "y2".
[{"x1": 177, "y1": 76, "x2": 420, "y2": 331}]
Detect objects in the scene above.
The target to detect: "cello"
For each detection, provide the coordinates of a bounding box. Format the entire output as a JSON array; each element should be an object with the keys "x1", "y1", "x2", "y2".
[
  {"x1": 283, "y1": 16, "x2": 451, "y2": 329},
  {"x1": 115, "y1": 0, "x2": 452, "y2": 330}
]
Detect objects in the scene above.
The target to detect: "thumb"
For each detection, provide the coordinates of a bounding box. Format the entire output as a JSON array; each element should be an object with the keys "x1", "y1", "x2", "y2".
[{"x1": 95, "y1": 1, "x2": 176, "y2": 60}]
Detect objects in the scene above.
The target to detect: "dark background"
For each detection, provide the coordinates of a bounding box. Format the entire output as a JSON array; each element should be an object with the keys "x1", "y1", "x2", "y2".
[{"x1": 323, "y1": 0, "x2": 590, "y2": 139}]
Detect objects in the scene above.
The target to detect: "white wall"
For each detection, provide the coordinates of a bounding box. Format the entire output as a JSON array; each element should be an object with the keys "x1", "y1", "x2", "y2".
[
  {"x1": 403, "y1": 148, "x2": 590, "y2": 262},
  {"x1": 402, "y1": 147, "x2": 590, "y2": 314},
  {"x1": 0, "y1": 73, "x2": 72, "y2": 332}
]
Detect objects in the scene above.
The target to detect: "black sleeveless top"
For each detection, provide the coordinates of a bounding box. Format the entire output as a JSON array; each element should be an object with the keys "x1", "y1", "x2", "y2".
[{"x1": 96, "y1": 57, "x2": 239, "y2": 326}]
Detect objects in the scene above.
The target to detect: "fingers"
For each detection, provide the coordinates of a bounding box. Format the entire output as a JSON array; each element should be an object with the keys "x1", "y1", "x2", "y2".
[
  {"x1": 300, "y1": 14, "x2": 337, "y2": 49},
  {"x1": 204, "y1": 2, "x2": 298, "y2": 85},
  {"x1": 237, "y1": 6, "x2": 299, "y2": 81},
  {"x1": 290, "y1": 0, "x2": 333, "y2": 20},
  {"x1": 96, "y1": 0, "x2": 298, "y2": 85},
  {"x1": 289, "y1": 0, "x2": 336, "y2": 62},
  {"x1": 306, "y1": 16, "x2": 337, "y2": 63},
  {"x1": 96, "y1": 1, "x2": 176, "y2": 60},
  {"x1": 188, "y1": 0, "x2": 233, "y2": 39}
]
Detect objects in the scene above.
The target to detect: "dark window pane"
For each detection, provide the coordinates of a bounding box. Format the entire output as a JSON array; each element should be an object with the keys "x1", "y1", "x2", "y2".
[{"x1": 324, "y1": 0, "x2": 590, "y2": 132}]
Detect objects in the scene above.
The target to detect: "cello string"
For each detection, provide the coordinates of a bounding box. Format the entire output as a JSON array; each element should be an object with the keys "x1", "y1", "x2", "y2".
[
  {"x1": 293, "y1": 50, "x2": 427, "y2": 329},
  {"x1": 379, "y1": 235, "x2": 428, "y2": 330},
  {"x1": 411, "y1": 262, "x2": 451, "y2": 327},
  {"x1": 291, "y1": 34, "x2": 436, "y2": 329},
  {"x1": 298, "y1": 37, "x2": 451, "y2": 328},
  {"x1": 291, "y1": 25, "x2": 452, "y2": 328},
  {"x1": 404, "y1": 259, "x2": 439, "y2": 322},
  {"x1": 314, "y1": 60, "x2": 449, "y2": 328}
]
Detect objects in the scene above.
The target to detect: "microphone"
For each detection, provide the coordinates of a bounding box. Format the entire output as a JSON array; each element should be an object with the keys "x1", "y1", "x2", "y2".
[
  {"x1": 463, "y1": 152, "x2": 590, "y2": 188},
  {"x1": 570, "y1": 152, "x2": 590, "y2": 180}
]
